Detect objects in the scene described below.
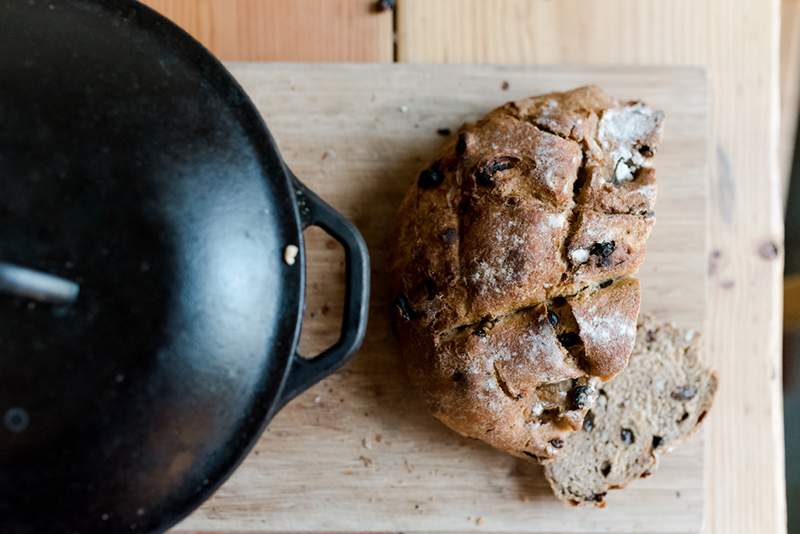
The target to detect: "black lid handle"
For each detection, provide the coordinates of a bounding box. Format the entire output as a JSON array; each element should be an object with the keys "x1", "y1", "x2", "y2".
[
  {"x1": 274, "y1": 177, "x2": 370, "y2": 409},
  {"x1": 0, "y1": 262, "x2": 80, "y2": 304}
]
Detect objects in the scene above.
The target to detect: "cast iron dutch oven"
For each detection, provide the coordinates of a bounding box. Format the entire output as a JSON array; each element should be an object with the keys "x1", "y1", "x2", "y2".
[{"x1": 0, "y1": 1, "x2": 370, "y2": 532}]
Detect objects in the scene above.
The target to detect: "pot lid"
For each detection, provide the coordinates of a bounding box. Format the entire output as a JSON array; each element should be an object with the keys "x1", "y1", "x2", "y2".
[{"x1": 0, "y1": 0, "x2": 308, "y2": 531}]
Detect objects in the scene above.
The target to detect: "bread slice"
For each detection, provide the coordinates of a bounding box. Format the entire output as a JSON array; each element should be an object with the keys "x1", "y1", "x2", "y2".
[{"x1": 542, "y1": 314, "x2": 718, "y2": 507}]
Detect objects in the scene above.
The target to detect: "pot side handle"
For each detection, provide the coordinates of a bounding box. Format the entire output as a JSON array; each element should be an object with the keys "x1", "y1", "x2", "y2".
[{"x1": 275, "y1": 176, "x2": 370, "y2": 409}]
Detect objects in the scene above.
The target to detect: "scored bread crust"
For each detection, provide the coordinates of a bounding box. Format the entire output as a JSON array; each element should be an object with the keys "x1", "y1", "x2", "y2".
[{"x1": 389, "y1": 86, "x2": 664, "y2": 459}]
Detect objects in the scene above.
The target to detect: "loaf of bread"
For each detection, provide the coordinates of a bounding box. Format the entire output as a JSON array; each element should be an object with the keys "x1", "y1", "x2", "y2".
[
  {"x1": 389, "y1": 86, "x2": 664, "y2": 459},
  {"x1": 543, "y1": 315, "x2": 718, "y2": 506}
]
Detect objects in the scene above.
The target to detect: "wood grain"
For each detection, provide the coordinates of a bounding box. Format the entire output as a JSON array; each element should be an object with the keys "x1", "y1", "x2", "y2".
[
  {"x1": 397, "y1": 3, "x2": 786, "y2": 534},
  {"x1": 139, "y1": 0, "x2": 393, "y2": 62},
  {"x1": 172, "y1": 63, "x2": 709, "y2": 533},
  {"x1": 785, "y1": 275, "x2": 800, "y2": 329}
]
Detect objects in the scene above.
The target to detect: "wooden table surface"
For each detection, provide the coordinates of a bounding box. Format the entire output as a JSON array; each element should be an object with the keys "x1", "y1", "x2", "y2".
[{"x1": 141, "y1": 2, "x2": 787, "y2": 533}]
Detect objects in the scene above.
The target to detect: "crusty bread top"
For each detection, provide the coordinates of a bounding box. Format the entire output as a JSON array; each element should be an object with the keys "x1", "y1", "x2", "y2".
[{"x1": 390, "y1": 85, "x2": 662, "y2": 335}]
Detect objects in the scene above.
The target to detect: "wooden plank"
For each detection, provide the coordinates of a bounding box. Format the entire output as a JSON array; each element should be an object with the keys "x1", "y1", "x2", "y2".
[
  {"x1": 139, "y1": 0, "x2": 393, "y2": 62},
  {"x1": 785, "y1": 274, "x2": 800, "y2": 329},
  {"x1": 173, "y1": 63, "x2": 709, "y2": 533},
  {"x1": 782, "y1": 0, "x2": 800, "y2": 205},
  {"x1": 397, "y1": 2, "x2": 786, "y2": 534}
]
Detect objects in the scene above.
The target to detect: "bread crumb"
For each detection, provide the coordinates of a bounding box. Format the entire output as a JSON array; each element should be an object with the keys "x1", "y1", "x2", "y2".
[
  {"x1": 475, "y1": 516, "x2": 485, "y2": 526},
  {"x1": 358, "y1": 455, "x2": 373, "y2": 468},
  {"x1": 313, "y1": 395, "x2": 321, "y2": 404},
  {"x1": 362, "y1": 437, "x2": 373, "y2": 450},
  {"x1": 399, "y1": 105, "x2": 409, "y2": 113},
  {"x1": 284, "y1": 245, "x2": 299, "y2": 266}
]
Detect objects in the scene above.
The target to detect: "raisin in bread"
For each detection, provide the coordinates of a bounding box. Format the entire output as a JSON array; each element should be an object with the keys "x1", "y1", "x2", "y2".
[
  {"x1": 389, "y1": 86, "x2": 664, "y2": 459},
  {"x1": 543, "y1": 315, "x2": 718, "y2": 506}
]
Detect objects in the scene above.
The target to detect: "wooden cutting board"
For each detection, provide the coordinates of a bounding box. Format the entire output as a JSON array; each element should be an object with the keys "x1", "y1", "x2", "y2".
[{"x1": 174, "y1": 64, "x2": 709, "y2": 534}]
